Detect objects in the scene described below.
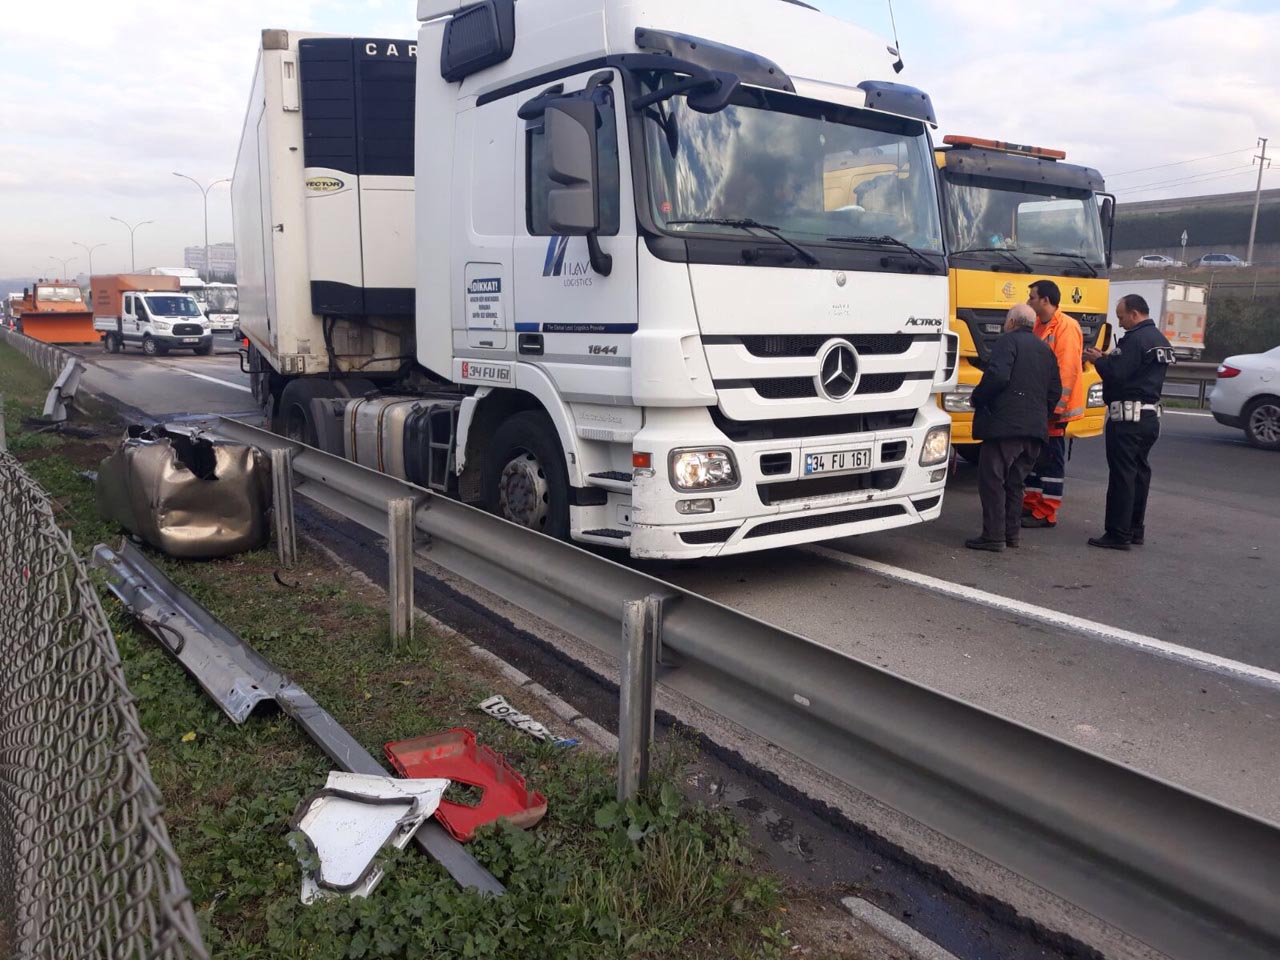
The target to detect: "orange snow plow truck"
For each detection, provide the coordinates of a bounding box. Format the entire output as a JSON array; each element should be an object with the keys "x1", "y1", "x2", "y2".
[{"x1": 15, "y1": 280, "x2": 96, "y2": 344}]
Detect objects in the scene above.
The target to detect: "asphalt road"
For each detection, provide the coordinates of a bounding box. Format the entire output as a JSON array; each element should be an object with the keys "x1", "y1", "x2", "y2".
[{"x1": 66, "y1": 346, "x2": 1280, "y2": 822}]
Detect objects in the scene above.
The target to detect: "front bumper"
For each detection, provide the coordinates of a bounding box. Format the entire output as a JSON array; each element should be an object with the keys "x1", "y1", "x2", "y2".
[{"x1": 628, "y1": 405, "x2": 950, "y2": 559}]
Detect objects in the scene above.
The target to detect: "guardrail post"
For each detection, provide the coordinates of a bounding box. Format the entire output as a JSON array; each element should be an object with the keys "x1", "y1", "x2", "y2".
[
  {"x1": 271, "y1": 449, "x2": 297, "y2": 568},
  {"x1": 388, "y1": 498, "x2": 415, "y2": 649},
  {"x1": 0, "y1": 393, "x2": 6, "y2": 453},
  {"x1": 618, "y1": 595, "x2": 661, "y2": 802}
]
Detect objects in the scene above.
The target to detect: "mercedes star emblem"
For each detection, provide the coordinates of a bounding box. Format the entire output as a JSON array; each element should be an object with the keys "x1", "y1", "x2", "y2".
[
  {"x1": 835, "y1": 272, "x2": 847, "y2": 287},
  {"x1": 817, "y1": 341, "x2": 858, "y2": 401}
]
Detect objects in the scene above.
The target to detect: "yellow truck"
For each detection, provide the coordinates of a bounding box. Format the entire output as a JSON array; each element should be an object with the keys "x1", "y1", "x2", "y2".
[{"x1": 934, "y1": 136, "x2": 1114, "y2": 460}]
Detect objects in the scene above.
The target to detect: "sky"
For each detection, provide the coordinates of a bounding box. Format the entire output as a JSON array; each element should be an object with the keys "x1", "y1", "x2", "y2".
[{"x1": 1, "y1": 0, "x2": 1276, "y2": 280}]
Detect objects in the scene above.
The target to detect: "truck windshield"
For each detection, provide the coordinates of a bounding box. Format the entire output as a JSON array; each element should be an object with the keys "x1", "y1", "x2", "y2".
[
  {"x1": 144, "y1": 295, "x2": 202, "y2": 317},
  {"x1": 38, "y1": 286, "x2": 85, "y2": 302},
  {"x1": 641, "y1": 84, "x2": 943, "y2": 258},
  {"x1": 944, "y1": 175, "x2": 1106, "y2": 270}
]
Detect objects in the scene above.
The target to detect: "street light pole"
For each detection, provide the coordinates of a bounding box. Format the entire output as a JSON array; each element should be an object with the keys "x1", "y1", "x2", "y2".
[
  {"x1": 72, "y1": 242, "x2": 107, "y2": 279},
  {"x1": 48, "y1": 256, "x2": 77, "y2": 280},
  {"x1": 173, "y1": 173, "x2": 231, "y2": 281},
  {"x1": 108, "y1": 217, "x2": 155, "y2": 272}
]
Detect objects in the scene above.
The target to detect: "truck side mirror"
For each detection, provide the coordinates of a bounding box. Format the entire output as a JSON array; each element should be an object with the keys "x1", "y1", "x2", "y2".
[{"x1": 544, "y1": 100, "x2": 601, "y2": 236}]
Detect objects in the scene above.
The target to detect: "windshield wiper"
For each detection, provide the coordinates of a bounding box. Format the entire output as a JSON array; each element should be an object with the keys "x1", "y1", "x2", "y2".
[
  {"x1": 667, "y1": 218, "x2": 820, "y2": 266},
  {"x1": 1032, "y1": 251, "x2": 1099, "y2": 278},
  {"x1": 825, "y1": 235, "x2": 942, "y2": 274},
  {"x1": 950, "y1": 247, "x2": 1032, "y2": 273}
]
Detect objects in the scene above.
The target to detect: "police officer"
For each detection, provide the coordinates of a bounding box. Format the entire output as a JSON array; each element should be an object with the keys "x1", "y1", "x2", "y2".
[{"x1": 1083, "y1": 293, "x2": 1175, "y2": 550}]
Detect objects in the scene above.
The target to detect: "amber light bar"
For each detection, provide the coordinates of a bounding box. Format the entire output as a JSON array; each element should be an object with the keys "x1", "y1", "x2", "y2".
[{"x1": 943, "y1": 135, "x2": 1067, "y2": 160}]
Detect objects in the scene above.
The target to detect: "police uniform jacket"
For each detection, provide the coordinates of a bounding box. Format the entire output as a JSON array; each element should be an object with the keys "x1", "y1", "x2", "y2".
[
  {"x1": 1094, "y1": 319, "x2": 1175, "y2": 403},
  {"x1": 971, "y1": 327, "x2": 1063, "y2": 441}
]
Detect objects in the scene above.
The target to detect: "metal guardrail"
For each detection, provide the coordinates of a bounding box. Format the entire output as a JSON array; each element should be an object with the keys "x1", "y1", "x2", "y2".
[
  {"x1": 0, "y1": 451, "x2": 208, "y2": 959},
  {"x1": 1162, "y1": 360, "x2": 1219, "y2": 409},
  {"x1": 213, "y1": 416, "x2": 1280, "y2": 960},
  {"x1": 0, "y1": 326, "x2": 78, "y2": 381}
]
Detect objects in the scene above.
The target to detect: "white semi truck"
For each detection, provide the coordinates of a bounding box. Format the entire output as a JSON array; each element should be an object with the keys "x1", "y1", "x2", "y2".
[{"x1": 233, "y1": 0, "x2": 958, "y2": 559}]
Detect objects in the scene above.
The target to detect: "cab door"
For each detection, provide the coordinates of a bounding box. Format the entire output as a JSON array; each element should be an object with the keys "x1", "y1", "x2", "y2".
[
  {"x1": 511, "y1": 67, "x2": 639, "y2": 405},
  {"x1": 122, "y1": 294, "x2": 137, "y2": 337}
]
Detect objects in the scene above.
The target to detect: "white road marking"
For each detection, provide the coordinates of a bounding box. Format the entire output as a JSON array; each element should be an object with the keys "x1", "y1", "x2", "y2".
[
  {"x1": 1164, "y1": 410, "x2": 1214, "y2": 418},
  {"x1": 805, "y1": 544, "x2": 1280, "y2": 688},
  {"x1": 158, "y1": 365, "x2": 252, "y2": 394}
]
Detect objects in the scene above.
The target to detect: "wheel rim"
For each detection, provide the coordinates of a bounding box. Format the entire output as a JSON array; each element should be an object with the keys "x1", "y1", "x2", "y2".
[
  {"x1": 497, "y1": 452, "x2": 549, "y2": 529},
  {"x1": 1250, "y1": 403, "x2": 1280, "y2": 444},
  {"x1": 143, "y1": 338, "x2": 155, "y2": 355}
]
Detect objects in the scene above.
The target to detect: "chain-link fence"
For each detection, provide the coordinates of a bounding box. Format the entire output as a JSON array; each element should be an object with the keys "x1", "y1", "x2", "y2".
[{"x1": 0, "y1": 450, "x2": 209, "y2": 959}]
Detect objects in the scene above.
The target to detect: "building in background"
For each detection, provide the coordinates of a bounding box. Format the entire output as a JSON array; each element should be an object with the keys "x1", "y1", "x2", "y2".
[
  {"x1": 1112, "y1": 189, "x2": 1280, "y2": 266},
  {"x1": 183, "y1": 242, "x2": 237, "y2": 281}
]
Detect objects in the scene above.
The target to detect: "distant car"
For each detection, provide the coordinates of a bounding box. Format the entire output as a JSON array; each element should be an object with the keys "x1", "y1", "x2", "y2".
[
  {"x1": 1210, "y1": 346, "x2": 1280, "y2": 450},
  {"x1": 1135, "y1": 254, "x2": 1184, "y2": 268},
  {"x1": 1191, "y1": 253, "x2": 1249, "y2": 268}
]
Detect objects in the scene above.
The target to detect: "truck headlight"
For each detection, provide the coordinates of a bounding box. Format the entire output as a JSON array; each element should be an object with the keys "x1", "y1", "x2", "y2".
[
  {"x1": 1087, "y1": 382, "x2": 1105, "y2": 408},
  {"x1": 669, "y1": 448, "x2": 738, "y2": 491},
  {"x1": 919, "y1": 426, "x2": 951, "y2": 466},
  {"x1": 942, "y1": 388, "x2": 974, "y2": 412}
]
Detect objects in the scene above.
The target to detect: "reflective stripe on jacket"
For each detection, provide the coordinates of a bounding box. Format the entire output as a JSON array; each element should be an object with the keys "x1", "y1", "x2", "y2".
[{"x1": 1035, "y1": 309, "x2": 1086, "y2": 422}]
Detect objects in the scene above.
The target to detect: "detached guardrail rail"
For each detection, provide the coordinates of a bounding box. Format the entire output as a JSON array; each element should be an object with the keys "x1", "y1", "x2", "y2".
[{"x1": 214, "y1": 416, "x2": 1280, "y2": 960}]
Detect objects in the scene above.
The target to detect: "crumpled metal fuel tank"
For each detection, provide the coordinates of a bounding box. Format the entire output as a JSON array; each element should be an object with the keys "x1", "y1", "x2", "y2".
[{"x1": 96, "y1": 424, "x2": 271, "y2": 558}]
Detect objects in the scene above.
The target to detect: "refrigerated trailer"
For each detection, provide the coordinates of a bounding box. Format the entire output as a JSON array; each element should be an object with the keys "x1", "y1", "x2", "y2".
[
  {"x1": 1108, "y1": 279, "x2": 1207, "y2": 360},
  {"x1": 234, "y1": 0, "x2": 960, "y2": 559}
]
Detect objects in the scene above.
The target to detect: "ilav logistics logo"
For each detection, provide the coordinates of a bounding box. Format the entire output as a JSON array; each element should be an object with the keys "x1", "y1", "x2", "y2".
[
  {"x1": 542, "y1": 237, "x2": 593, "y2": 287},
  {"x1": 306, "y1": 177, "x2": 345, "y2": 193}
]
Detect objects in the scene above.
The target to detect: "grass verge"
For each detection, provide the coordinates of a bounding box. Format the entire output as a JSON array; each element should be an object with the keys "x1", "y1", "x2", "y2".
[{"x1": 1, "y1": 340, "x2": 873, "y2": 960}]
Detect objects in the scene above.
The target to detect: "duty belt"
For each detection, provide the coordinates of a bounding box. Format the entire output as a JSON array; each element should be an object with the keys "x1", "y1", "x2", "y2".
[{"x1": 1108, "y1": 401, "x2": 1161, "y2": 422}]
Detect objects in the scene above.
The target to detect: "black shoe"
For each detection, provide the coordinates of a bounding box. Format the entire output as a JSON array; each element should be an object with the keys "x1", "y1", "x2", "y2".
[
  {"x1": 965, "y1": 537, "x2": 1005, "y2": 552},
  {"x1": 1021, "y1": 516, "x2": 1056, "y2": 529},
  {"x1": 1088, "y1": 535, "x2": 1131, "y2": 551},
  {"x1": 1131, "y1": 530, "x2": 1145, "y2": 546},
  {"x1": 1006, "y1": 539, "x2": 1020, "y2": 548}
]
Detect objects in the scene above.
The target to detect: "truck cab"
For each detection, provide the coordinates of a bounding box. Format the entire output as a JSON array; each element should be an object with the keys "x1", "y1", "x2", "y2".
[
  {"x1": 934, "y1": 137, "x2": 1113, "y2": 454},
  {"x1": 236, "y1": 1, "x2": 961, "y2": 559}
]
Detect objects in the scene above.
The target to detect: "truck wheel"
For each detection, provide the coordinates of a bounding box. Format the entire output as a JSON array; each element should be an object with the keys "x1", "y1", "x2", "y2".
[
  {"x1": 484, "y1": 411, "x2": 570, "y2": 539},
  {"x1": 1243, "y1": 397, "x2": 1280, "y2": 451},
  {"x1": 141, "y1": 335, "x2": 159, "y2": 356},
  {"x1": 277, "y1": 379, "x2": 343, "y2": 447},
  {"x1": 956, "y1": 443, "x2": 981, "y2": 464},
  {"x1": 194, "y1": 340, "x2": 213, "y2": 356}
]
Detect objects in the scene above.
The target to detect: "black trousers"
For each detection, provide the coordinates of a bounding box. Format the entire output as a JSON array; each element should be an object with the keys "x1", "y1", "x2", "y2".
[
  {"x1": 978, "y1": 437, "x2": 1043, "y2": 542},
  {"x1": 1104, "y1": 413, "x2": 1160, "y2": 540}
]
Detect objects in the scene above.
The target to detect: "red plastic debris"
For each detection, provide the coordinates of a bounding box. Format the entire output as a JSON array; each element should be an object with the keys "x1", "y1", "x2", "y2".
[{"x1": 385, "y1": 728, "x2": 547, "y2": 842}]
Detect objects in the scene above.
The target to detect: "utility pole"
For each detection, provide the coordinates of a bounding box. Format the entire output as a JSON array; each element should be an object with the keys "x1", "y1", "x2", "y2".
[
  {"x1": 72, "y1": 242, "x2": 107, "y2": 279},
  {"x1": 109, "y1": 217, "x2": 155, "y2": 272},
  {"x1": 1246, "y1": 137, "x2": 1270, "y2": 266},
  {"x1": 173, "y1": 173, "x2": 230, "y2": 280}
]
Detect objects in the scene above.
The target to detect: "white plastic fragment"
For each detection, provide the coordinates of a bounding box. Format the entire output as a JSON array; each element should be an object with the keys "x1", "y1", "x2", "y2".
[
  {"x1": 478, "y1": 694, "x2": 581, "y2": 747},
  {"x1": 291, "y1": 771, "x2": 449, "y2": 903}
]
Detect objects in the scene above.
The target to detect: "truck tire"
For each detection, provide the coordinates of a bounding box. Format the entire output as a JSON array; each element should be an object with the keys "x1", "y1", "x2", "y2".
[
  {"x1": 483, "y1": 411, "x2": 570, "y2": 539},
  {"x1": 277, "y1": 379, "x2": 343, "y2": 447},
  {"x1": 141, "y1": 335, "x2": 159, "y2": 357},
  {"x1": 1243, "y1": 397, "x2": 1280, "y2": 451},
  {"x1": 194, "y1": 340, "x2": 213, "y2": 356}
]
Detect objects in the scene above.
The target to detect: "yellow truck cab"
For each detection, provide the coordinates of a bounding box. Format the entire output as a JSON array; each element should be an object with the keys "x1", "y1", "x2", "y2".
[{"x1": 935, "y1": 137, "x2": 1114, "y2": 459}]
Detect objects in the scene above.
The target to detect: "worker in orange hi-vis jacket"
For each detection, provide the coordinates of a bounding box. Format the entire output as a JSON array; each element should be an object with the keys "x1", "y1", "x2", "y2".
[{"x1": 1021, "y1": 279, "x2": 1086, "y2": 529}]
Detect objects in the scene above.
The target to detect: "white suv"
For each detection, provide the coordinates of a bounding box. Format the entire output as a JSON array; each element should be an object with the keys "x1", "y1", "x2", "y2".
[{"x1": 1210, "y1": 346, "x2": 1280, "y2": 449}]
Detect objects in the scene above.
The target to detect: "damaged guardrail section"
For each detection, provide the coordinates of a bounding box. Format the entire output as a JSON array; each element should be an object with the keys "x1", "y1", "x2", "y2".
[
  {"x1": 0, "y1": 450, "x2": 209, "y2": 960},
  {"x1": 213, "y1": 416, "x2": 1280, "y2": 960}
]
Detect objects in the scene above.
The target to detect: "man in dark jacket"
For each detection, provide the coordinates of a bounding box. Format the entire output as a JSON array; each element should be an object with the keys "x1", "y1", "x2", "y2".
[{"x1": 966, "y1": 304, "x2": 1063, "y2": 552}]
